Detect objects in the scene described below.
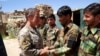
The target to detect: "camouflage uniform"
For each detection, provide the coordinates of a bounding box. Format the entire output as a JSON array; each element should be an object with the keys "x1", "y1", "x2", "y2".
[
  {"x1": 38, "y1": 24, "x2": 48, "y2": 47},
  {"x1": 46, "y1": 25, "x2": 59, "y2": 56},
  {"x1": 51, "y1": 22, "x2": 80, "y2": 56},
  {"x1": 78, "y1": 25, "x2": 100, "y2": 56},
  {"x1": 18, "y1": 25, "x2": 43, "y2": 56},
  {"x1": 46, "y1": 25, "x2": 59, "y2": 47}
]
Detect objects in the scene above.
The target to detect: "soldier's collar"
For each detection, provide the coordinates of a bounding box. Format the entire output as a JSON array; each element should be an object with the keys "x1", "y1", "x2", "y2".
[
  {"x1": 25, "y1": 24, "x2": 37, "y2": 32},
  {"x1": 63, "y1": 22, "x2": 73, "y2": 35},
  {"x1": 83, "y1": 26, "x2": 98, "y2": 36},
  {"x1": 65, "y1": 22, "x2": 73, "y2": 29},
  {"x1": 90, "y1": 28, "x2": 97, "y2": 34}
]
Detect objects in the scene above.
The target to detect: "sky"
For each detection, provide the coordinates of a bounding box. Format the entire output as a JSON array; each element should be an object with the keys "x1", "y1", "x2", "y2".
[{"x1": 0, "y1": 0, "x2": 99, "y2": 12}]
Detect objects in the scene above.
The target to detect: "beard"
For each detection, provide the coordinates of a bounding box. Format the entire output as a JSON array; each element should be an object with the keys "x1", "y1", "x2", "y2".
[
  {"x1": 49, "y1": 24, "x2": 55, "y2": 27},
  {"x1": 85, "y1": 21, "x2": 92, "y2": 26},
  {"x1": 85, "y1": 20, "x2": 95, "y2": 28}
]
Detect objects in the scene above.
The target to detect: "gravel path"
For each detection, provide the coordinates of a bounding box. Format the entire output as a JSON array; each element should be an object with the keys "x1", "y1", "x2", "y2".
[{"x1": 3, "y1": 38, "x2": 21, "y2": 56}]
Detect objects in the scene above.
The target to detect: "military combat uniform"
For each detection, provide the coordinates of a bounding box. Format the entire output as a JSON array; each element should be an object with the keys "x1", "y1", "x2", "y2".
[
  {"x1": 78, "y1": 25, "x2": 100, "y2": 56},
  {"x1": 51, "y1": 22, "x2": 80, "y2": 56},
  {"x1": 46, "y1": 25, "x2": 59, "y2": 56},
  {"x1": 18, "y1": 25, "x2": 43, "y2": 56},
  {"x1": 38, "y1": 24, "x2": 48, "y2": 47},
  {"x1": 46, "y1": 25, "x2": 59, "y2": 47}
]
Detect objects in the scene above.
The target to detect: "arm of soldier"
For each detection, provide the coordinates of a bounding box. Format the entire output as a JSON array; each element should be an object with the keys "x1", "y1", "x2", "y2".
[
  {"x1": 67, "y1": 27, "x2": 80, "y2": 47},
  {"x1": 49, "y1": 36, "x2": 78, "y2": 54},
  {"x1": 49, "y1": 27, "x2": 80, "y2": 54},
  {"x1": 49, "y1": 45, "x2": 71, "y2": 55},
  {"x1": 48, "y1": 41, "x2": 60, "y2": 50},
  {"x1": 48, "y1": 36, "x2": 68, "y2": 55},
  {"x1": 18, "y1": 34, "x2": 43, "y2": 56},
  {"x1": 49, "y1": 36, "x2": 65, "y2": 50},
  {"x1": 56, "y1": 29, "x2": 79, "y2": 54},
  {"x1": 49, "y1": 29, "x2": 66, "y2": 50}
]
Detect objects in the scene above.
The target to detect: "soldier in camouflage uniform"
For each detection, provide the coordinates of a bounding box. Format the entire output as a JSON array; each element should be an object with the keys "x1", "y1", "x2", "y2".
[
  {"x1": 48, "y1": 5, "x2": 80, "y2": 56},
  {"x1": 46, "y1": 14, "x2": 59, "y2": 47},
  {"x1": 37, "y1": 15, "x2": 48, "y2": 47},
  {"x1": 35, "y1": 4, "x2": 53, "y2": 47},
  {"x1": 18, "y1": 8, "x2": 49, "y2": 56},
  {"x1": 78, "y1": 3, "x2": 100, "y2": 56}
]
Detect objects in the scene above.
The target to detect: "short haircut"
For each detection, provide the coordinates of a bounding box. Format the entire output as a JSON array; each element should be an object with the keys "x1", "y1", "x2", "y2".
[
  {"x1": 57, "y1": 5, "x2": 72, "y2": 17},
  {"x1": 25, "y1": 8, "x2": 39, "y2": 20},
  {"x1": 84, "y1": 3, "x2": 100, "y2": 16},
  {"x1": 47, "y1": 14, "x2": 55, "y2": 20}
]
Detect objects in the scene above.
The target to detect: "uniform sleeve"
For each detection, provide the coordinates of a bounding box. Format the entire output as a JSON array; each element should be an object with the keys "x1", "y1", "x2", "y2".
[
  {"x1": 18, "y1": 34, "x2": 41, "y2": 56},
  {"x1": 49, "y1": 36, "x2": 70, "y2": 55},
  {"x1": 53, "y1": 36, "x2": 64, "y2": 48},
  {"x1": 54, "y1": 45, "x2": 71, "y2": 54},
  {"x1": 67, "y1": 29, "x2": 79, "y2": 48},
  {"x1": 53, "y1": 29, "x2": 64, "y2": 48},
  {"x1": 52, "y1": 28, "x2": 80, "y2": 54}
]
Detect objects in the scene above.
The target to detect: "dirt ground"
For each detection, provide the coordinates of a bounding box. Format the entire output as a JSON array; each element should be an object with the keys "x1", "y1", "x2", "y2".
[{"x1": 3, "y1": 38, "x2": 21, "y2": 56}]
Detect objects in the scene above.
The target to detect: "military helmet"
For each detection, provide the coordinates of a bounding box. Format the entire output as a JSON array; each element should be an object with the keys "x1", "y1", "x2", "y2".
[{"x1": 35, "y1": 4, "x2": 53, "y2": 18}]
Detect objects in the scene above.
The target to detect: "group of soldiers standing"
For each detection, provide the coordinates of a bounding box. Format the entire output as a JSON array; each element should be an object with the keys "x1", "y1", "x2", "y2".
[{"x1": 18, "y1": 3, "x2": 100, "y2": 56}]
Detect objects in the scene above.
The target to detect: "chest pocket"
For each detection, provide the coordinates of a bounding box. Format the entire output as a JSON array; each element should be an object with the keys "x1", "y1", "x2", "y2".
[
  {"x1": 80, "y1": 38, "x2": 97, "y2": 54},
  {"x1": 30, "y1": 34, "x2": 40, "y2": 49},
  {"x1": 47, "y1": 30, "x2": 56, "y2": 40}
]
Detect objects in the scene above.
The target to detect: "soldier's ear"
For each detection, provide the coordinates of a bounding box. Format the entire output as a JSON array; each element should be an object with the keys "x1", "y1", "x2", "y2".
[
  {"x1": 96, "y1": 14, "x2": 100, "y2": 23},
  {"x1": 66, "y1": 14, "x2": 71, "y2": 20},
  {"x1": 27, "y1": 15, "x2": 33, "y2": 20},
  {"x1": 98, "y1": 14, "x2": 100, "y2": 23}
]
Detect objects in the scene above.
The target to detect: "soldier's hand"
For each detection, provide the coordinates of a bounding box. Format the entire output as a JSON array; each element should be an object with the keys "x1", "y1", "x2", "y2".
[
  {"x1": 40, "y1": 47, "x2": 49, "y2": 56},
  {"x1": 49, "y1": 49, "x2": 59, "y2": 56},
  {"x1": 49, "y1": 49, "x2": 55, "y2": 53},
  {"x1": 43, "y1": 46, "x2": 49, "y2": 50},
  {"x1": 48, "y1": 46, "x2": 55, "y2": 50}
]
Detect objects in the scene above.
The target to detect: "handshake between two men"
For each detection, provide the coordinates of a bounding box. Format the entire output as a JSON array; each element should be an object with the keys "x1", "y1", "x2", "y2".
[{"x1": 40, "y1": 46, "x2": 57, "y2": 56}]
